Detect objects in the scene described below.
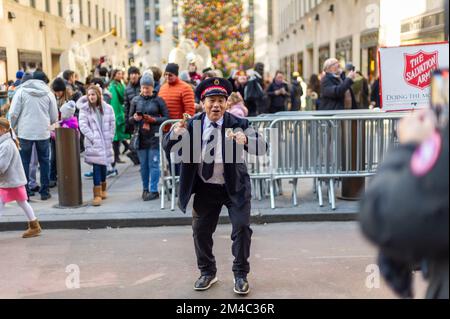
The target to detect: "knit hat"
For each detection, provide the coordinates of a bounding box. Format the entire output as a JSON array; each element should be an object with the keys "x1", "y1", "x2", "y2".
[
  {"x1": 33, "y1": 71, "x2": 49, "y2": 83},
  {"x1": 60, "y1": 100, "x2": 77, "y2": 120},
  {"x1": 140, "y1": 73, "x2": 155, "y2": 87},
  {"x1": 165, "y1": 63, "x2": 179, "y2": 76},
  {"x1": 21, "y1": 73, "x2": 33, "y2": 84},
  {"x1": 52, "y1": 78, "x2": 67, "y2": 92},
  {"x1": 16, "y1": 71, "x2": 24, "y2": 79}
]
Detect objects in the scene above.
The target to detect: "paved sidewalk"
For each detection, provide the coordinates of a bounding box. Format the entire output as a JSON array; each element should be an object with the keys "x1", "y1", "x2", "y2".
[{"x1": 0, "y1": 157, "x2": 360, "y2": 231}]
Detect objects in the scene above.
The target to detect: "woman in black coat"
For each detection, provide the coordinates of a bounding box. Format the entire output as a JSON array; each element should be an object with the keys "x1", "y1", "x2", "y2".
[{"x1": 129, "y1": 74, "x2": 169, "y2": 201}]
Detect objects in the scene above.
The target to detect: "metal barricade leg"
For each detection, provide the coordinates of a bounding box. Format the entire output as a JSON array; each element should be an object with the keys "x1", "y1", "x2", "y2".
[
  {"x1": 170, "y1": 153, "x2": 177, "y2": 211},
  {"x1": 329, "y1": 179, "x2": 336, "y2": 211},
  {"x1": 317, "y1": 180, "x2": 323, "y2": 207},
  {"x1": 270, "y1": 179, "x2": 276, "y2": 209},
  {"x1": 291, "y1": 178, "x2": 298, "y2": 207},
  {"x1": 161, "y1": 179, "x2": 166, "y2": 209}
]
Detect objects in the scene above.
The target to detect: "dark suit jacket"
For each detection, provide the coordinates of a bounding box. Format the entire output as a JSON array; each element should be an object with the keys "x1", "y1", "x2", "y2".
[{"x1": 163, "y1": 112, "x2": 267, "y2": 213}]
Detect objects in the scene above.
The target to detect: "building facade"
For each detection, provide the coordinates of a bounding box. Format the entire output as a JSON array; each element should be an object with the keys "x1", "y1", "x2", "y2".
[
  {"x1": 0, "y1": 0, "x2": 128, "y2": 84},
  {"x1": 126, "y1": 0, "x2": 177, "y2": 69},
  {"x1": 262, "y1": 0, "x2": 446, "y2": 83}
]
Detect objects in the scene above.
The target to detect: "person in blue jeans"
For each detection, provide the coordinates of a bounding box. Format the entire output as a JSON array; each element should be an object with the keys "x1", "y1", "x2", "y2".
[
  {"x1": 8, "y1": 71, "x2": 58, "y2": 201},
  {"x1": 129, "y1": 74, "x2": 169, "y2": 201},
  {"x1": 18, "y1": 139, "x2": 51, "y2": 200}
]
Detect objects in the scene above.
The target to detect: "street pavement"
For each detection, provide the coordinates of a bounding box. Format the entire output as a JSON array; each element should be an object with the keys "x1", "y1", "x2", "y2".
[
  {"x1": 0, "y1": 222, "x2": 427, "y2": 299},
  {"x1": 0, "y1": 156, "x2": 359, "y2": 231}
]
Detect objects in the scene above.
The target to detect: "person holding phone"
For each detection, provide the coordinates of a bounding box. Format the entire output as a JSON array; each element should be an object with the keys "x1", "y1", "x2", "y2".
[{"x1": 129, "y1": 74, "x2": 169, "y2": 201}]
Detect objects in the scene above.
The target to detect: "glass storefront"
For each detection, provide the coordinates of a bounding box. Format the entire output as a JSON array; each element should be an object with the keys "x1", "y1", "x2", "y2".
[{"x1": 360, "y1": 30, "x2": 379, "y2": 83}]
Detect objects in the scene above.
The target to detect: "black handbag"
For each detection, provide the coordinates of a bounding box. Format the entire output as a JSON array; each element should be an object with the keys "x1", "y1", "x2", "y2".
[{"x1": 130, "y1": 126, "x2": 140, "y2": 151}]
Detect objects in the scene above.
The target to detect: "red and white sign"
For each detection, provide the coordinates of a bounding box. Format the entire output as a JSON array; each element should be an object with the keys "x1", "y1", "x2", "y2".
[{"x1": 379, "y1": 42, "x2": 449, "y2": 111}]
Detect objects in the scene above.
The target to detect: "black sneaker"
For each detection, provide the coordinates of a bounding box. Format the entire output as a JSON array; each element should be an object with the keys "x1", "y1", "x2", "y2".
[
  {"x1": 148, "y1": 192, "x2": 160, "y2": 201},
  {"x1": 194, "y1": 275, "x2": 218, "y2": 291},
  {"x1": 41, "y1": 193, "x2": 52, "y2": 201},
  {"x1": 142, "y1": 191, "x2": 151, "y2": 201},
  {"x1": 30, "y1": 185, "x2": 40, "y2": 193},
  {"x1": 234, "y1": 277, "x2": 250, "y2": 295}
]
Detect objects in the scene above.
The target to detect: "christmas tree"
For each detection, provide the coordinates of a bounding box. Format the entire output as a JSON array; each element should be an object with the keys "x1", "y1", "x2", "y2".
[{"x1": 181, "y1": 0, "x2": 254, "y2": 75}]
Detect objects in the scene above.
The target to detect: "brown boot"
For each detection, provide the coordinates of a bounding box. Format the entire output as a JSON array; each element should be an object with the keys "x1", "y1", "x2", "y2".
[
  {"x1": 92, "y1": 186, "x2": 102, "y2": 206},
  {"x1": 22, "y1": 220, "x2": 42, "y2": 238},
  {"x1": 101, "y1": 182, "x2": 108, "y2": 200}
]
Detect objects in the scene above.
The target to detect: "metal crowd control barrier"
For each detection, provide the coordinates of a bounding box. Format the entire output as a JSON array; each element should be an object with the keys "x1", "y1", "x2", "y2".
[
  {"x1": 159, "y1": 120, "x2": 180, "y2": 210},
  {"x1": 159, "y1": 111, "x2": 406, "y2": 211},
  {"x1": 266, "y1": 112, "x2": 405, "y2": 209}
]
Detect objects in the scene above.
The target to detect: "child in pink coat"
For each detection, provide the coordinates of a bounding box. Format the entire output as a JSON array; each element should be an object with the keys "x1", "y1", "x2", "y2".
[{"x1": 227, "y1": 92, "x2": 249, "y2": 118}]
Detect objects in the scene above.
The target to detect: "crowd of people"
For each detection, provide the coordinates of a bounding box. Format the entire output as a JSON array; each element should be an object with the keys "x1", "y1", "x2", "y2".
[{"x1": 0, "y1": 58, "x2": 380, "y2": 234}]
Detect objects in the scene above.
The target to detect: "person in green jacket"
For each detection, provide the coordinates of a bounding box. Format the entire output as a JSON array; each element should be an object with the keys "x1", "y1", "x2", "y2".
[{"x1": 109, "y1": 69, "x2": 130, "y2": 164}]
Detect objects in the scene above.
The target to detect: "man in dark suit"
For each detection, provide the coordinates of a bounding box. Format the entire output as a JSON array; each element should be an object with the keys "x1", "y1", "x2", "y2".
[{"x1": 163, "y1": 77, "x2": 267, "y2": 295}]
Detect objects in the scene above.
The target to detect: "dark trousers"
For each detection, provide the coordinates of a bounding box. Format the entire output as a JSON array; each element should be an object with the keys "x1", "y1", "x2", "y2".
[
  {"x1": 93, "y1": 164, "x2": 107, "y2": 186},
  {"x1": 50, "y1": 138, "x2": 57, "y2": 182},
  {"x1": 192, "y1": 181, "x2": 252, "y2": 278},
  {"x1": 19, "y1": 138, "x2": 50, "y2": 196}
]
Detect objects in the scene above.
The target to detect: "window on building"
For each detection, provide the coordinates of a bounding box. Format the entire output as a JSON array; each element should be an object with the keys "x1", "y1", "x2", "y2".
[
  {"x1": 45, "y1": 0, "x2": 50, "y2": 13},
  {"x1": 58, "y1": 0, "x2": 63, "y2": 17},
  {"x1": 79, "y1": 0, "x2": 83, "y2": 25},
  {"x1": 102, "y1": 8, "x2": 106, "y2": 31},
  {"x1": 268, "y1": 0, "x2": 273, "y2": 36},
  {"x1": 130, "y1": 0, "x2": 137, "y2": 41},
  {"x1": 30, "y1": 0, "x2": 36, "y2": 8},
  {"x1": 88, "y1": 1, "x2": 91, "y2": 27},
  {"x1": 95, "y1": 5, "x2": 99, "y2": 30},
  {"x1": 109, "y1": 11, "x2": 111, "y2": 30},
  {"x1": 144, "y1": 0, "x2": 151, "y2": 42}
]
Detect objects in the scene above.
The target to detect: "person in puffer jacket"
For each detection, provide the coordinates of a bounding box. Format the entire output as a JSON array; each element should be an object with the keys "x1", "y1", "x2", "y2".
[{"x1": 77, "y1": 85, "x2": 115, "y2": 207}]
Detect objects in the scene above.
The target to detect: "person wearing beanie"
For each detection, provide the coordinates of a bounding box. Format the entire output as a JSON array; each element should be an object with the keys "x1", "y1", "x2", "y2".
[
  {"x1": 129, "y1": 73, "x2": 169, "y2": 201},
  {"x1": 159, "y1": 63, "x2": 195, "y2": 123},
  {"x1": 14, "y1": 71, "x2": 25, "y2": 87},
  {"x1": 140, "y1": 73, "x2": 154, "y2": 87},
  {"x1": 165, "y1": 63, "x2": 179, "y2": 77},
  {"x1": 20, "y1": 73, "x2": 33, "y2": 85},
  {"x1": 32, "y1": 70, "x2": 49, "y2": 84}
]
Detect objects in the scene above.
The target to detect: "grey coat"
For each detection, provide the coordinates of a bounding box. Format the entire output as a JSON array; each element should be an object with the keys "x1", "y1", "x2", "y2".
[
  {"x1": 9, "y1": 80, "x2": 58, "y2": 140},
  {"x1": 0, "y1": 133, "x2": 28, "y2": 188}
]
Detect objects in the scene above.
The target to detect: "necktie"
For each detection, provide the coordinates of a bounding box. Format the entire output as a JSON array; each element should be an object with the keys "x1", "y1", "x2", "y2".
[{"x1": 202, "y1": 122, "x2": 219, "y2": 181}]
